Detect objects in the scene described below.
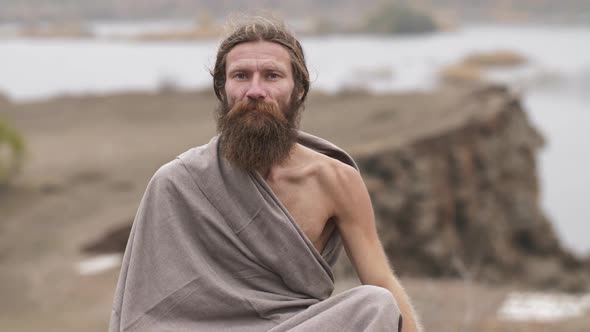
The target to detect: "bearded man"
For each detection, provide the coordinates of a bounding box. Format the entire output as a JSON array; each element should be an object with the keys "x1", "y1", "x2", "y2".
[{"x1": 110, "y1": 17, "x2": 420, "y2": 332}]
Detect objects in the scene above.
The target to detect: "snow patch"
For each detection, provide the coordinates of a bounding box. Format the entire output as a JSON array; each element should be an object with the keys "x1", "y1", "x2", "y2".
[
  {"x1": 77, "y1": 253, "x2": 123, "y2": 276},
  {"x1": 498, "y1": 291, "x2": 590, "y2": 322}
]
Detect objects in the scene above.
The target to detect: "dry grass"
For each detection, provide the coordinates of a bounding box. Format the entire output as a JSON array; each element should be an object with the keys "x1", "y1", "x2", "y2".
[
  {"x1": 135, "y1": 28, "x2": 222, "y2": 41},
  {"x1": 439, "y1": 50, "x2": 528, "y2": 85},
  {"x1": 17, "y1": 24, "x2": 94, "y2": 39},
  {"x1": 439, "y1": 63, "x2": 483, "y2": 83},
  {"x1": 463, "y1": 50, "x2": 528, "y2": 68}
]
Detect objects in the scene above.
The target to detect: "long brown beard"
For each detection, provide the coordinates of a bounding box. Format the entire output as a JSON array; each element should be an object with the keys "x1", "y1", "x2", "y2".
[{"x1": 217, "y1": 98, "x2": 300, "y2": 171}]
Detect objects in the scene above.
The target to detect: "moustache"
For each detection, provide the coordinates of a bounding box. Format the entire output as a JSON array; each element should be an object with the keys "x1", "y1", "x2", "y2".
[{"x1": 227, "y1": 99, "x2": 286, "y2": 121}]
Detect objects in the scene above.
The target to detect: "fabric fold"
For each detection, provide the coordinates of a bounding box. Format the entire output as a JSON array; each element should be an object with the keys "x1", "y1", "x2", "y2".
[{"x1": 109, "y1": 131, "x2": 400, "y2": 332}]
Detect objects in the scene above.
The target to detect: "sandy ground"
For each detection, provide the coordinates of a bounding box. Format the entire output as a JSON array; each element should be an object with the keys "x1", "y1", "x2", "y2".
[{"x1": 1, "y1": 90, "x2": 588, "y2": 331}]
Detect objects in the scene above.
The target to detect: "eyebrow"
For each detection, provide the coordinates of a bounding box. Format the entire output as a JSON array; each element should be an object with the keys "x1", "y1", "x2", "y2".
[
  {"x1": 227, "y1": 60, "x2": 288, "y2": 74},
  {"x1": 259, "y1": 63, "x2": 287, "y2": 71}
]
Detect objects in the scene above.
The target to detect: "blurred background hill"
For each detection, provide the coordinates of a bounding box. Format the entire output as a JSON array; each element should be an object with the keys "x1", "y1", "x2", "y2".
[{"x1": 1, "y1": 0, "x2": 590, "y2": 25}]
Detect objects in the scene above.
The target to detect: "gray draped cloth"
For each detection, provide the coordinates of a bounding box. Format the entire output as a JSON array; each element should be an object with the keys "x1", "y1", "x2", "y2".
[{"x1": 109, "y1": 131, "x2": 402, "y2": 332}]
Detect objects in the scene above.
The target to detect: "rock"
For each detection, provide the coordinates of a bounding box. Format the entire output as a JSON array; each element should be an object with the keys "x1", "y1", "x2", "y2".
[{"x1": 334, "y1": 84, "x2": 590, "y2": 291}]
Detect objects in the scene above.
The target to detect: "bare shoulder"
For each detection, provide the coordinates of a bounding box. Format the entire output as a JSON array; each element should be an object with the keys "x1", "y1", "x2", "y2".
[
  {"x1": 300, "y1": 146, "x2": 374, "y2": 228},
  {"x1": 297, "y1": 145, "x2": 364, "y2": 196}
]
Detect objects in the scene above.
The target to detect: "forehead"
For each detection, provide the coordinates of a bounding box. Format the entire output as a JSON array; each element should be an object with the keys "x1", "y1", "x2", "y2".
[{"x1": 226, "y1": 40, "x2": 292, "y2": 71}]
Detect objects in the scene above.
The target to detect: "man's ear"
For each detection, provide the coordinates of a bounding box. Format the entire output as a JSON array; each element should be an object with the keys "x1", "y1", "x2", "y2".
[{"x1": 297, "y1": 90, "x2": 304, "y2": 102}]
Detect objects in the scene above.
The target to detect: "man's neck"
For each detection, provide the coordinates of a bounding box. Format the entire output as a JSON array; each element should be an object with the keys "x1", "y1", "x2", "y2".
[
  {"x1": 257, "y1": 144, "x2": 299, "y2": 179},
  {"x1": 258, "y1": 144, "x2": 313, "y2": 181}
]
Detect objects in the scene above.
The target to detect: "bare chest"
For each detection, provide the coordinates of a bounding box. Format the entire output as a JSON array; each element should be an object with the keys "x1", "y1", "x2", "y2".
[{"x1": 267, "y1": 178, "x2": 335, "y2": 253}]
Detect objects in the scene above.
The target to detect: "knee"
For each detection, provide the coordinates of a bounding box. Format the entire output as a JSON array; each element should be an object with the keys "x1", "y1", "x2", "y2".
[
  {"x1": 352, "y1": 285, "x2": 399, "y2": 309},
  {"x1": 348, "y1": 285, "x2": 403, "y2": 330}
]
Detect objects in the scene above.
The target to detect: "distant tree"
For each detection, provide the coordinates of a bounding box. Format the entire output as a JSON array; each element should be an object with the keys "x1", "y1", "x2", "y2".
[
  {"x1": 0, "y1": 117, "x2": 25, "y2": 187},
  {"x1": 363, "y1": 3, "x2": 437, "y2": 34}
]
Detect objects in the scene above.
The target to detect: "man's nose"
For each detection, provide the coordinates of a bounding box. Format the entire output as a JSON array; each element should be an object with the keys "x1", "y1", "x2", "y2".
[{"x1": 245, "y1": 76, "x2": 267, "y2": 100}]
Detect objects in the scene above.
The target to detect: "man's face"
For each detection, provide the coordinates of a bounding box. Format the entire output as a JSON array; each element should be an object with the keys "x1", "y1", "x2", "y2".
[
  {"x1": 216, "y1": 40, "x2": 302, "y2": 172},
  {"x1": 224, "y1": 40, "x2": 297, "y2": 112}
]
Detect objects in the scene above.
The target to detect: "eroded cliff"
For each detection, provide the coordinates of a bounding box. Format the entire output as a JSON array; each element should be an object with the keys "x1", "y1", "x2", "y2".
[{"x1": 333, "y1": 85, "x2": 588, "y2": 291}]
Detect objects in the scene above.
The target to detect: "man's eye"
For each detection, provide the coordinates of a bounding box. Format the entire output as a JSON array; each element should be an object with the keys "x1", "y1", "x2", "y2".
[
  {"x1": 267, "y1": 72, "x2": 280, "y2": 80},
  {"x1": 234, "y1": 73, "x2": 247, "y2": 80}
]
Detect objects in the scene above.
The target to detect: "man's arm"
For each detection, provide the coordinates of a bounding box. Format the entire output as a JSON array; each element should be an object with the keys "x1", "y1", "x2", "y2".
[{"x1": 327, "y1": 164, "x2": 421, "y2": 332}]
